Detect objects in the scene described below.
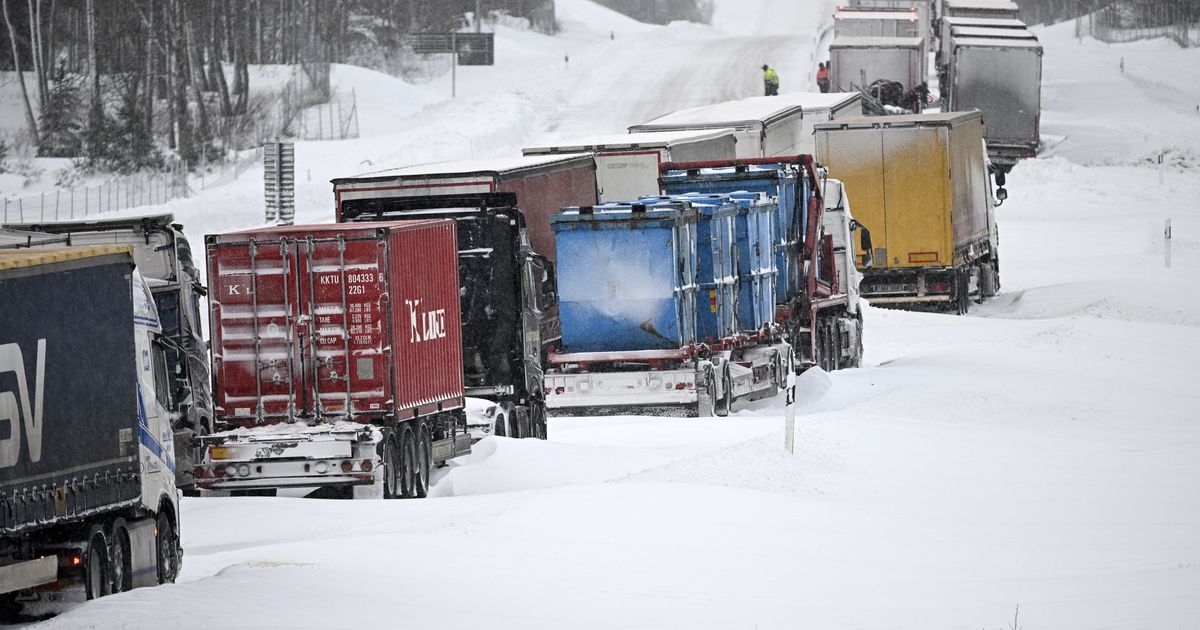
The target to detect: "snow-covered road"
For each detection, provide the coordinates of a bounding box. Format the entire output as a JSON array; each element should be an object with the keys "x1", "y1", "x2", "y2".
[{"x1": 11, "y1": 3, "x2": 1200, "y2": 629}]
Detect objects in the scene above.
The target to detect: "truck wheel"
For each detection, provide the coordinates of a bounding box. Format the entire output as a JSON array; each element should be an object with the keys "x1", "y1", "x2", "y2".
[
  {"x1": 110, "y1": 527, "x2": 132, "y2": 594},
  {"x1": 156, "y1": 512, "x2": 180, "y2": 584},
  {"x1": 400, "y1": 429, "x2": 419, "y2": 499},
  {"x1": 415, "y1": 424, "x2": 432, "y2": 499},
  {"x1": 85, "y1": 536, "x2": 108, "y2": 600},
  {"x1": 697, "y1": 366, "x2": 717, "y2": 418},
  {"x1": 831, "y1": 325, "x2": 843, "y2": 371},
  {"x1": 492, "y1": 413, "x2": 507, "y2": 438},
  {"x1": 382, "y1": 438, "x2": 400, "y2": 500},
  {"x1": 955, "y1": 271, "x2": 970, "y2": 315},
  {"x1": 715, "y1": 365, "x2": 732, "y2": 418},
  {"x1": 979, "y1": 262, "x2": 997, "y2": 299},
  {"x1": 531, "y1": 401, "x2": 548, "y2": 440},
  {"x1": 0, "y1": 594, "x2": 21, "y2": 623}
]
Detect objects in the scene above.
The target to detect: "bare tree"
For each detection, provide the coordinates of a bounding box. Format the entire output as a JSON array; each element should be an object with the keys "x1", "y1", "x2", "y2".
[{"x1": 2, "y1": 0, "x2": 38, "y2": 142}]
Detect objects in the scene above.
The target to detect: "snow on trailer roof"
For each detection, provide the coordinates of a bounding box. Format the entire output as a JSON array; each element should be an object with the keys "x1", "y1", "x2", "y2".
[
  {"x1": 5, "y1": 212, "x2": 179, "y2": 233},
  {"x1": 951, "y1": 35, "x2": 1043, "y2": 49},
  {"x1": 813, "y1": 110, "x2": 982, "y2": 131},
  {"x1": 632, "y1": 92, "x2": 862, "y2": 131},
  {"x1": 950, "y1": 26, "x2": 1036, "y2": 39},
  {"x1": 835, "y1": 9, "x2": 920, "y2": 20},
  {"x1": 522, "y1": 129, "x2": 737, "y2": 153},
  {"x1": 0, "y1": 245, "x2": 132, "y2": 271},
  {"x1": 941, "y1": 16, "x2": 1026, "y2": 28},
  {"x1": 945, "y1": 0, "x2": 1019, "y2": 10},
  {"x1": 331, "y1": 153, "x2": 594, "y2": 185},
  {"x1": 829, "y1": 35, "x2": 924, "y2": 47}
]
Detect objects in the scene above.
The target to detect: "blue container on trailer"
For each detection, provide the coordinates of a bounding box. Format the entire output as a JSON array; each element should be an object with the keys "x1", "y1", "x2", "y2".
[
  {"x1": 661, "y1": 163, "x2": 810, "y2": 305},
  {"x1": 639, "y1": 195, "x2": 737, "y2": 343},
  {"x1": 728, "y1": 192, "x2": 777, "y2": 331},
  {"x1": 551, "y1": 201, "x2": 698, "y2": 353}
]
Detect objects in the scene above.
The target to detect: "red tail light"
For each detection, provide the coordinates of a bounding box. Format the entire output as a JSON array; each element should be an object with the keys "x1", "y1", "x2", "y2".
[
  {"x1": 545, "y1": 388, "x2": 552, "y2": 395},
  {"x1": 213, "y1": 465, "x2": 226, "y2": 478},
  {"x1": 929, "y1": 281, "x2": 951, "y2": 293},
  {"x1": 675, "y1": 383, "x2": 687, "y2": 390},
  {"x1": 340, "y1": 460, "x2": 353, "y2": 473},
  {"x1": 361, "y1": 459, "x2": 374, "y2": 472},
  {"x1": 193, "y1": 466, "x2": 206, "y2": 479},
  {"x1": 555, "y1": 387, "x2": 565, "y2": 395}
]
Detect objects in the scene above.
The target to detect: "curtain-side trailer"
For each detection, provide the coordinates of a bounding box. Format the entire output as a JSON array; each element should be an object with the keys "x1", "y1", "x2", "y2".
[
  {"x1": 814, "y1": 112, "x2": 1000, "y2": 314},
  {"x1": 829, "y1": 36, "x2": 926, "y2": 93},
  {"x1": 947, "y1": 35, "x2": 1043, "y2": 169},
  {"x1": 0, "y1": 247, "x2": 181, "y2": 616}
]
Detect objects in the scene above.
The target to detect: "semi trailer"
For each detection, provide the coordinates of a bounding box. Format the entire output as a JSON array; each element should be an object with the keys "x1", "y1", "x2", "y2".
[
  {"x1": 946, "y1": 34, "x2": 1043, "y2": 168},
  {"x1": 3, "y1": 214, "x2": 212, "y2": 492},
  {"x1": 829, "y1": 35, "x2": 926, "y2": 93},
  {"x1": 629, "y1": 92, "x2": 864, "y2": 159},
  {"x1": 521, "y1": 129, "x2": 738, "y2": 202},
  {"x1": 199, "y1": 220, "x2": 472, "y2": 498},
  {"x1": 0, "y1": 246, "x2": 181, "y2": 616},
  {"x1": 545, "y1": 195, "x2": 792, "y2": 417},
  {"x1": 660, "y1": 156, "x2": 871, "y2": 371},
  {"x1": 335, "y1": 190, "x2": 557, "y2": 440},
  {"x1": 330, "y1": 155, "x2": 597, "y2": 263},
  {"x1": 814, "y1": 112, "x2": 1001, "y2": 313}
]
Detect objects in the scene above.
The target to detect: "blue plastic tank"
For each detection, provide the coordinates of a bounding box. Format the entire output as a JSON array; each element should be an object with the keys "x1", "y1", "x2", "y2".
[
  {"x1": 641, "y1": 195, "x2": 737, "y2": 343},
  {"x1": 661, "y1": 163, "x2": 810, "y2": 305},
  {"x1": 551, "y1": 201, "x2": 698, "y2": 353}
]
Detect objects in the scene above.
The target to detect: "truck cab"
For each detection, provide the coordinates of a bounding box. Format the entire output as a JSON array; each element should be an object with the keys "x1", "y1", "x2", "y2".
[
  {"x1": 4, "y1": 214, "x2": 212, "y2": 491},
  {"x1": 339, "y1": 193, "x2": 556, "y2": 439}
]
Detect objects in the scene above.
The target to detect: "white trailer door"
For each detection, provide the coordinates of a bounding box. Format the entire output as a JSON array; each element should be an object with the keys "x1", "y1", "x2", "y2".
[{"x1": 595, "y1": 150, "x2": 666, "y2": 202}]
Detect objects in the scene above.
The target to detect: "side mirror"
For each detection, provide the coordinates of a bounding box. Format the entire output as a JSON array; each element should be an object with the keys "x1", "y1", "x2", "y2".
[
  {"x1": 995, "y1": 171, "x2": 1007, "y2": 187},
  {"x1": 995, "y1": 187, "x2": 1008, "y2": 206},
  {"x1": 539, "y1": 258, "x2": 558, "y2": 310},
  {"x1": 859, "y1": 227, "x2": 875, "y2": 268}
]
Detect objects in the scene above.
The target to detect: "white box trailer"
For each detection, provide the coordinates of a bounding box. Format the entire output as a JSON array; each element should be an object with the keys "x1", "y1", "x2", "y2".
[
  {"x1": 848, "y1": 0, "x2": 932, "y2": 37},
  {"x1": 942, "y1": 0, "x2": 1019, "y2": 20},
  {"x1": 947, "y1": 36, "x2": 1042, "y2": 168},
  {"x1": 834, "y1": 8, "x2": 927, "y2": 41},
  {"x1": 829, "y1": 36, "x2": 926, "y2": 92},
  {"x1": 628, "y1": 92, "x2": 863, "y2": 159},
  {"x1": 522, "y1": 129, "x2": 737, "y2": 202},
  {"x1": 938, "y1": 16, "x2": 1027, "y2": 64}
]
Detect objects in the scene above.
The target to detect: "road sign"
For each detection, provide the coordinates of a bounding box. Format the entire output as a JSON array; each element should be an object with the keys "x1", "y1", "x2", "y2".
[{"x1": 406, "y1": 32, "x2": 496, "y2": 98}]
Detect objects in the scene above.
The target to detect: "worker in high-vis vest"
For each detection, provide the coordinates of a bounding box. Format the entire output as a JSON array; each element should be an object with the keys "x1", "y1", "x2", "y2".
[{"x1": 762, "y1": 64, "x2": 780, "y2": 96}]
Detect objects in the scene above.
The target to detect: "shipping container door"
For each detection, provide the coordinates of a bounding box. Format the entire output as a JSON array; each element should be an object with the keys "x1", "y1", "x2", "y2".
[
  {"x1": 209, "y1": 238, "x2": 299, "y2": 422},
  {"x1": 294, "y1": 235, "x2": 389, "y2": 420},
  {"x1": 882, "y1": 127, "x2": 950, "y2": 267}
]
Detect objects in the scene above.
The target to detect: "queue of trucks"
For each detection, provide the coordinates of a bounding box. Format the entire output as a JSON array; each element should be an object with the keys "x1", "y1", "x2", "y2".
[
  {"x1": 0, "y1": 7, "x2": 1025, "y2": 612},
  {"x1": 834, "y1": 0, "x2": 1042, "y2": 170}
]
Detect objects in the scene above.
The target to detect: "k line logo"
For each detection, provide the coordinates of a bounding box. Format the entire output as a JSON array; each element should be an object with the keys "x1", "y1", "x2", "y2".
[
  {"x1": 406, "y1": 300, "x2": 447, "y2": 343},
  {"x1": 0, "y1": 340, "x2": 46, "y2": 468}
]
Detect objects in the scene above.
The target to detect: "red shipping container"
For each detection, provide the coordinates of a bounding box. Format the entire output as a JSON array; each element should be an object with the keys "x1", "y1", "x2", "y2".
[
  {"x1": 206, "y1": 220, "x2": 463, "y2": 428},
  {"x1": 331, "y1": 154, "x2": 598, "y2": 261}
]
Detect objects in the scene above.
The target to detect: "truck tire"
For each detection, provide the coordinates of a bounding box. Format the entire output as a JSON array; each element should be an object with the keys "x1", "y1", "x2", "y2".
[
  {"x1": 831, "y1": 324, "x2": 843, "y2": 371},
  {"x1": 697, "y1": 366, "x2": 717, "y2": 418},
  {"x1": 415, "y1": 424, "x2": 432, "y2": 499},
  {"x1": 979, "y1": 262, "x2": 997, "y2": 299},
  {"x1": 85, "y1": 535, "x2": 108, "y2": 600},
  {"x1": 156, "y1": 512, "x2": 180, "y2": 584},
  {"x1": 110, "y1": 526, "x2": 132, "y2": 594},
  {"x1": 0, "y1": 595, "x2": 21, "y2": 623},
  {"x1": 382, "y1": 438, "x2": 400, "y2": 499},
  {"x1": 400, "y1": 429, "x2": 421, "y2": 499},
  {"x1": 531, "y1": 401, "x2": 548, "y2": 440},
  {"x1": 492, "y1": 412, "x2": 507, "y2": 438},
  {"x1": 715, "y1": 365, "x2": 732, "y2": 418},
  {"x1": 955, "y1": 271, "x2": 970, "y2": 316}
]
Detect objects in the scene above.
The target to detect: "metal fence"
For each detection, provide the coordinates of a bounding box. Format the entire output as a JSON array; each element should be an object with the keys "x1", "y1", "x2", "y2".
[
  {"x1": 2, "y1": 162, "x2": 188, "y2": 223},
  {"x1": 291, "y1": 92, "x2": 360, "y2": 141},
  {"x1": 1090, "y1": 0, "x2": 1200, "y2": 47}
]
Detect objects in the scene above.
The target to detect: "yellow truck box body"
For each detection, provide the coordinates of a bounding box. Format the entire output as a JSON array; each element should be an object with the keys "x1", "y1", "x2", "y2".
[{"x1": 814, "y1": 111, "x2": 992, "y2": 271}]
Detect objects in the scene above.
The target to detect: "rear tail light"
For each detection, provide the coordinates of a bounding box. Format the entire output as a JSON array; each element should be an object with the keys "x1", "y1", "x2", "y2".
[
  {"x1": 555, "y1": 387, "x2": 565, "y2": 395},
  {"x1": 213, "y1": 465, "x2": 226, "y2": 478},
  {"x1": 340, "y1": 460, "x2": 353, "y2": 473},
  {"x1": 675, "y1": 383, "x2": 687, "y2": 390},
  {"x1": 361, "y1": 459, "x2": 374, "y2": 472},
  {"x1": 237, "y1": 464, "x2": 251, "y2": 477},
  {"x1": 192, "y1": 466, "x2": 206, "y2": 479},
  {"x1": 929, "y1": 281, "x2": 951, "y2": 293},
  {"x1": 545, "y1": 388, "x2": 552, "y2": 395},
  {"x1": 225, "y1": 466, "x2": 237, "y2": 478}
]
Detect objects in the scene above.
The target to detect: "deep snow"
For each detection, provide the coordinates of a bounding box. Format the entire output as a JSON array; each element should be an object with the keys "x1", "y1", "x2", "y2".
[{"x1": 4, "y1": 2, "x2": 1200, "y2": 629}]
